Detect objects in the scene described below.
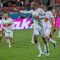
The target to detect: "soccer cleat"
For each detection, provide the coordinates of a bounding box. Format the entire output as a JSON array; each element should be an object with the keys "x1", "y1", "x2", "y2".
[
  {"x1": 45, "y1": 53, "x2": 49, "y2": 56},
  {"x1": 9, "y1": 43, "x2": 12, "y2": 48},
  {"x1": 53, "y1": 41, "x2": 56, "y2": 48},
  {"x1": 53, "y1": 43, "x2": 56, "y2": 48},
  {"x1": 44, "y1": 51, "x2": 49, "y2": 56},
  {"x1": 31, "y1": 40, "x2": 34, "y2": 43},
  {"x1": 37, "y1": 53, "x2": 42, "y2": 57},
  {"x1": 41, "y1": 52, "x2": 45, "y2": 54}
]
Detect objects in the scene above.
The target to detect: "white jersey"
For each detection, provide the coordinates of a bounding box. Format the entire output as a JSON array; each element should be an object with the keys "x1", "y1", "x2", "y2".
[
  {"x1": 20, "y1": 8, "x2": 46, "y2": 29},
  {"x1": 45, "y1": 11, "x2": 54, "y2": 28},
  {"x1": 46, "y1": 11, "x2": 54, "y2": 23},
  {"x1": 2, "y1": 18, "x2": 13, "y2": 33}
]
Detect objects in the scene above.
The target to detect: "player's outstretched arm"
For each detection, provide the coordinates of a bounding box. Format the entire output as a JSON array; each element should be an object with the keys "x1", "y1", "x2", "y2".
[{"x1": 20, "y1": 10, "x2": 32, "y2": 14}]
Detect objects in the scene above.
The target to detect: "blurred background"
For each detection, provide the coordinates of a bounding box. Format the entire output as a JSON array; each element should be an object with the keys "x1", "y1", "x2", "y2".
[
  {"x1": 0, "y1": 0, "x2": 60, "y2": 29},
  {"x1": 0, "y1": 0, "x2": 60, "y2": 18}
]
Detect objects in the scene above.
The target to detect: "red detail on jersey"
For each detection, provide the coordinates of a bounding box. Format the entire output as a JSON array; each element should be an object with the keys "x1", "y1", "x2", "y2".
[
  {"x1": 34, "y1": 16, "x2": 39, "y2": 20},
  {"x1": 3, "y1": 24, "x2": 11, "y2": 27}
]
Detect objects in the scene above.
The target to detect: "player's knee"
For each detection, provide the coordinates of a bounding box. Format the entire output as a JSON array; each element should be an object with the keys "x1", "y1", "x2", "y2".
[
  {"x1": 34, "y1": 35, "x2": 38, "y2": 43},
  {"x1": 34, "y1": 39, "x2": 38, "y2": 43},
  {"x1": 42, "y1": 37, "x2": 47, "y2": 44}
]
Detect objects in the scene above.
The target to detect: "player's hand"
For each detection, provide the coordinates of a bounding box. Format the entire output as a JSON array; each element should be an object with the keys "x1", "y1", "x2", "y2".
[{"x1": 44, "y1": 18, "x2": 48, "y2": 22}]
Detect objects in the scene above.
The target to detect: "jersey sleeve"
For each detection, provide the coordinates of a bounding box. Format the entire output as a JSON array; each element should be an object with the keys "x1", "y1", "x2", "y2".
[
  {"x1": 20, "y1": 10, "x2": 32, "y2": 14},
  {"x1": 46, "y1": 12, "x2": 54, "y2": 19},
  {"x1": 39, "y1": 8, "x2": 46, "y2": 18}
]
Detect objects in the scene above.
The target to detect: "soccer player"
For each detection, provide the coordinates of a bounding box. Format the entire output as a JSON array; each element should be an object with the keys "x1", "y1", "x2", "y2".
[
  {"x1": 0, "y1": 19, "x2": 4, "y2": 43},
  {"x1": 30, "y1": 17, "x2": 34, "y2": 43},
  {"x1": 20, "y1": 2, "x2": 50, "y2": 57},
  {"x1": 0, "y1": 32, "x2": 3, "y2": 43},
  {"x1": 45, "y1": 6, "x2": 56, "y2": 48},
  {"x1": 52, "y1": 9, "x2": 57, "y2": 35},
  {"x1": 2, "y1": 13, "x2": 13, "y2": 48}
]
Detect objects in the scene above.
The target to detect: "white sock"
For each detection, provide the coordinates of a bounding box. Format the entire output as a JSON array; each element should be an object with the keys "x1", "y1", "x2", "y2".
[
  {"x1": 7, "y1": 39, "x2": 11, "y2": 48},
  {"x1": 32, "y1": 34, "x2": 34, "y2": 43},
  {"x1": 44, "y1": 44, "x2": 46, "y2": 53},
  {"x1": 58, "y1": 31, "x2": 60, "y2": 37},
  {"x1": 49, "y1": 38, "x2": 56, "y2": 44},
  {"x1": 36, "y1": 42, "x2": 42, "y2": 54},
  {"x1": 9, "y1": 42, "x2": 11, "y2": 48},
  {"x1": 6, "y1": 39, "x2": 9, "y2": 43}
]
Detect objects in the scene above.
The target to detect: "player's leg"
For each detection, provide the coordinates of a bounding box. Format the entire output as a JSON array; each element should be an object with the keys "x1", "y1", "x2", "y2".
[
  {"x1": 0, "y1": 33, "x2": 3, "y2": 43},
  {"x1": 8, "y1": 37, "x2": 13, "y2": 48},
  {"x1": 34, "y1": 35, "x2": 43, "y2": 57},
  {"x1": 0, "y1": 30, "x2": 4, "y2": 43},
  {"x1": 9, "y1": 31, "x2": 13, "y2": 44},
  {"x1": 42, "y1": 28, "x2": 50, "y2": 56},
  {"x1": 49, "y1": 30, "x2": 56, "y2": 48},
  {"x1": 0, "y1": 28, "x2": 5, "y2": 43},
  {"x1": 42, "y1": 36, "x2": 49, "y2": 56},
  {"x1": 31, "y1": 32, "x2": 34, "y2": 43},
  {"x1": 8, "y1": 31, "x2": 13, "y2": 47},
  {"x1": 45, "y1": 26, "x2": 56, "y2": 48},
  {"x1": 5, "y1": 32, "x2": 13, "y2": 48},
  {"x1": 34, "y1": 28, "x2": 42, "y2": 57}
]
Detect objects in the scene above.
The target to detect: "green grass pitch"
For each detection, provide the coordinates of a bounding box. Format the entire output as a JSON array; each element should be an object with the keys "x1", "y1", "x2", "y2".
[{"x1": 0, "y1": 29, "x2": 60, "y2": 60}]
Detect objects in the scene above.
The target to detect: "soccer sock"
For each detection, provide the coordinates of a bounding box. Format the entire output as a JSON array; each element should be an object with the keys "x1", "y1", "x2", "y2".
[
  {"x1": 44, "y1": 44, "x2": 46, "y2": 53},
  {"x1": 32, "y1": 34, "x2": 34, "y2": 43},
  {"x1": 7, "y1": 38, "x2": 11, "y2": 47},
  {"x1": 44, "y1": 43, "x2": 49, "y2": 53},
  {"x1": 46, "y1": 43, "x2": 49, "y2": 53},
  {"x1": 49, "y1": 38, "x2": 56, "y2": 44},
  {"x1": 36, "y1": 42, "x2": 42, "y2": 54},
  {"x1": 9, "y1": 40, "x2": 12, "y2": 47},
  {"x1": 6, "y1": 39, "x2": 9, "y2": 43}
]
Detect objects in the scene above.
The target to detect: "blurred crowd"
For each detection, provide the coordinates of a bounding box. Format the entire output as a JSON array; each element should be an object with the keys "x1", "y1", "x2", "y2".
[
  {"x1": 0, "y1": 0, "x2": 29, "y2": 7},
  {"x1": 0, "y1": 0, "x2": 32, "y2": 11},
  {"x1": 0, "y1": 0, "x2": 60, "y2": 17},
  {"x1": 0, "y1": 0, "x2": 59, "y2": 11}
]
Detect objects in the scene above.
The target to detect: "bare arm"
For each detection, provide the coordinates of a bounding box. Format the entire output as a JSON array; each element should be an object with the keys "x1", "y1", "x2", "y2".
[{"x1": 20, "y1": 10, "x2": 32, "y2": 14}]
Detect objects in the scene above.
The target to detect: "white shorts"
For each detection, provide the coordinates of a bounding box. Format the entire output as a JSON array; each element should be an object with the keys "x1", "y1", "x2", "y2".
[
  {"x1": 45, "y1": 28, "x2": 51, "y2": 37},
  {"x1": 5, "y1": 31, "x2": 13, "y2": 38},
  {"x1": 34, "y1": 28, "x2": 39, "y2": 35},
  {"x1": 34, "y1": 28, "x2": 46, "y2": 37}
]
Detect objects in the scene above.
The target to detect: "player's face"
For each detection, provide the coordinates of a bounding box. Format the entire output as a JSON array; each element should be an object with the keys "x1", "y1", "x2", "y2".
[
  {"x1": 3, "y1": 14, "x2": 8, "y2": 19},
  {"x1": 31, "y1": 3, "x2": 35, "y2": 9}
]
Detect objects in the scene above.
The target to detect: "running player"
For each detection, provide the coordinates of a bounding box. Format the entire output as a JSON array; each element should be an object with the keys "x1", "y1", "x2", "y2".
[
  {"x1": 52, "y1": 9, "x2": 57, "y2": 35},
  {"x1": 45, "y1": 6, "x2": 56, "y2": 48},
  {"x1": 20, "y1": 2, "x2": 50, "y2": 57},
  {"x1": 2, "y1": 13, "x2": 13, "y2": 48}
]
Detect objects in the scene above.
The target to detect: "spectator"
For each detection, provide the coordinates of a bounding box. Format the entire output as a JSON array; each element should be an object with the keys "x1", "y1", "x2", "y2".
[
  {"x1": 16, "y1": 0, "x2": 21, "y2": 6},
  {"x1": 25, "y1": 0, "x2": 30, "y2": 10},
  {"x1": 0, "y1": 1, "x2": 3, "y2": 7},
  {"x1": 16, "y1": 0, "x2": 24, "y2": 7},
  {"x1": 20, "y1": 0, "x2": 24, "y2": 7},
  {"x1": 3, "y1": 1, "x2": 8, "y2": 7},
  {"x1": 11, "y1": 0, "x2": 16, "y2": 7}
]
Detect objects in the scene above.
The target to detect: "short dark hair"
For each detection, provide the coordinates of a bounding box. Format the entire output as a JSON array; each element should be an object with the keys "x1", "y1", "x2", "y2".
[{"x1": 47, "y1": 6, "x2": 53, "y2": 11}]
